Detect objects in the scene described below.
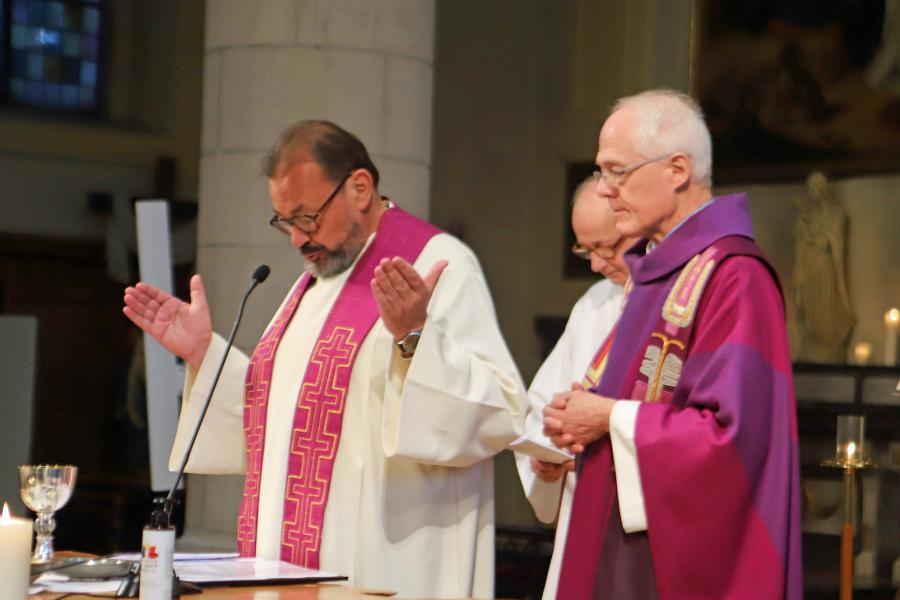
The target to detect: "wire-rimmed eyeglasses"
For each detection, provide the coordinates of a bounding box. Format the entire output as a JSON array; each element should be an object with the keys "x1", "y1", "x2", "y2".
[
  {"x1": 269, "y1": 170, "x2": 355, "y2": 235},
  {"x1": 571, "y1": 237, "x2": 625, "y2": 261},
  {"x1": 591, "y1": 154, "x2": 669, "y2": 188}
]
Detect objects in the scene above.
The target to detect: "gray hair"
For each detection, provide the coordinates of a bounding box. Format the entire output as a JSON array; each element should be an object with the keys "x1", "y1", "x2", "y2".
[{"x1": 611, "y1": 89, "x2": 713, "y2": 187}]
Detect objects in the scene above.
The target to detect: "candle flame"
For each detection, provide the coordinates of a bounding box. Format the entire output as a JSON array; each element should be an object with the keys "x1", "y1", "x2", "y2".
[
  {"x1": 847, "y1": 442, "x2": 857, "y2": 457},
  {"x1": 1, "y1": 502, "x2": 10, "y2": 525},
  {"x1": 886, "y1": 308, "x2": 900, "y2": 325}
]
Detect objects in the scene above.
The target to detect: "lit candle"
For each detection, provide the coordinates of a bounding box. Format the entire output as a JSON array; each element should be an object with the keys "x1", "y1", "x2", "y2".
[
  {"x1": 886, "y1": 308, "x2": 899, "y2": 366},
  {"x1": 836, "y1": 414, "x2": 865, "y2": 466},
  {"x1": 0, "y1": 502, "x2": 33, "y2": 599},
  {"x1": 853, "y1": 342, "x2": 872, "y2": 366}
]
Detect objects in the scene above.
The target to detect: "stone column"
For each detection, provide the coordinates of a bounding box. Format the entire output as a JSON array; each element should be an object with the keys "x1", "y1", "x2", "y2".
[{"x1": 178, "y1": 0, "x2": 436, "y2": 551}]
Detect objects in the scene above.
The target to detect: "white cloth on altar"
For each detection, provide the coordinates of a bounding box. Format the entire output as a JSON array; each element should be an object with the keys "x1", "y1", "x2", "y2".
[
  {"x1": 169, "y1": 231, "x2": 527, "y2": 599},
  {"x1": 513, "y1": 279, "x2": 624, "y2": 600}
]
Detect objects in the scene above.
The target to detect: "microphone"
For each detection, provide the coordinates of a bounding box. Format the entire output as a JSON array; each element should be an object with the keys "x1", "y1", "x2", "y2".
[
  {"x1": 251, "y1": 264, "x2": 270, "y2": 285},
  {"x1": 165, "y1": 264, "x2": 271, "y2": 506},
  {"x1": 121, "y1": 265, "x2": 270, "y2": 598}
]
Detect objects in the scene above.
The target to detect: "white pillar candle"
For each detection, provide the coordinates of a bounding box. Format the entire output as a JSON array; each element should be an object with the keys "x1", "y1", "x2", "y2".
[
  {"x1": 885, "y1": 308, "x2": 899, "y2": 366},
  {"x1": 0, "y1": 502, "x2": 33, "y2": 599}
]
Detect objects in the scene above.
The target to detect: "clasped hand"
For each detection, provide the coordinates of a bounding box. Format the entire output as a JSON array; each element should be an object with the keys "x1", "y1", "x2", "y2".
[
  {"x1": 371, "y1": 257, "x2": 448, "y2": 341},
  {"x1": 542, "y1": 383, "x2": 615, "y2": 454},
  {"x1": 531, "y1": 457, "x2": 575, "y2": 483}
]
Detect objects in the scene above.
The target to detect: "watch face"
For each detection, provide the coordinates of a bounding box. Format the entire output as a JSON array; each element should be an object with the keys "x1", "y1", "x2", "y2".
[{"x1": 400, "y1": 331, "x2": 421, "y2": 353}]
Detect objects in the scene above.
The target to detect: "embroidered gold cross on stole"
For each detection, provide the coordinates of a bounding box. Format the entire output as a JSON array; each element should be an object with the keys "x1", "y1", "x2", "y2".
[
  {"x1": 639, "y1": 333, "x2": 685, "y2": 402},
  {"x1": 633, "y1": 245, "x2": 721, "y2": 404}
]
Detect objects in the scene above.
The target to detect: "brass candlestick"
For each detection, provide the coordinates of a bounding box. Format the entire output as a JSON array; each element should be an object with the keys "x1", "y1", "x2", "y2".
[{"x1": 821, "y1": 415, "x2": 875, "y2": 600}]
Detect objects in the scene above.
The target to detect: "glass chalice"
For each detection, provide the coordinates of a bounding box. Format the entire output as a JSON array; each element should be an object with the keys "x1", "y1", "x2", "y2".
[{"x1": 18, "y1": 464, "x2": 78, "y2": 561}]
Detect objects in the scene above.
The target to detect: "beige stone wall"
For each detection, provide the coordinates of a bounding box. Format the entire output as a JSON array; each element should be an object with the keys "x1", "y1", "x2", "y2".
[{"x1": 198, "y1": 0, "x2": 436, "y2": 354}]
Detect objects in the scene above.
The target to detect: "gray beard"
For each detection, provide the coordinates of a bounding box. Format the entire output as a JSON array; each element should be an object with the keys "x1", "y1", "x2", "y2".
[{"x1": 300, "y1": 223, "x2": 366, "y2": 278}]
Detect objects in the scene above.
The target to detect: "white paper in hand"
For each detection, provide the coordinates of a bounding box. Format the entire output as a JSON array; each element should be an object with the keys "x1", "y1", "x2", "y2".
[{"x1": 508, "y1": 431, "x2": 573, "y2": 464}]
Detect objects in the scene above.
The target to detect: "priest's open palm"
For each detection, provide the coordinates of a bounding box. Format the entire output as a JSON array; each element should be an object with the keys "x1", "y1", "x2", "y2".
[
  {"x1": 371, "y1": 257, "x2": 448, "y2": 341},
  {"x1": 123, "y1": 274, "x2": 212, "y2": 370}
]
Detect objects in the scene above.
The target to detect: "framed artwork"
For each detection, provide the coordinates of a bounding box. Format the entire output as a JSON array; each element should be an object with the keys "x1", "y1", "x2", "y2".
[{"x1": 691, "y1": 0, "x2": 900, "y2": 184}]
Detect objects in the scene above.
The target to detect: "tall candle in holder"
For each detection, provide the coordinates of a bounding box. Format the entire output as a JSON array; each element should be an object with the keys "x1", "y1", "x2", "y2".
[
  {"x1": 885, "y1": 308, "x2": 899, "y2": 366},
  {"x1": 0, "y1": 502, "x2": 33, "y2": 599},
  {"x1": 828, "y1": 414, "x2": 870, "y2": 600},
  {"x1": 836, "y1": 414, "x2": 866, "y2": 465}
]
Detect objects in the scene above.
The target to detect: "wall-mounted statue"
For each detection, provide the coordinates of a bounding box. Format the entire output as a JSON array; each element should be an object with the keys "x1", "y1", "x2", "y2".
[{"x1": 792, "y1": 171, "x2": 856, "y2": 363}]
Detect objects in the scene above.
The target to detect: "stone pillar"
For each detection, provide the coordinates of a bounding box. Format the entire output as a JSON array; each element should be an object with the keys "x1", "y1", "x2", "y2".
[{"x1": 178, "y1": 0, "x2": 436, "y2": 551}]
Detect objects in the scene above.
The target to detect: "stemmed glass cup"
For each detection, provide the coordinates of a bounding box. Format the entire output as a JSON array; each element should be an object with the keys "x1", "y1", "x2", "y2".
[{"x1": 18, "y1": 464, "x2": 78, "y2": 561}]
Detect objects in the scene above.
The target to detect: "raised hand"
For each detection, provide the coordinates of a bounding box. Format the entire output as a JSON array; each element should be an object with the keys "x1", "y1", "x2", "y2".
[
  {"x1": 531, "y1": 458, "x2": 575, "y2": 483},
  {"x1": 123, "y1": 274, "x2": 213, "y2": 370},
  {"x1": 371, "y1": 257, "x2": 448, "y2": 341}
]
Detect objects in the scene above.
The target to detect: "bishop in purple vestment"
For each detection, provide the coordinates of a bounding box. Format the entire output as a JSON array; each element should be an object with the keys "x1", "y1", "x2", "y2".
[{"x1": 544, "y1": 90, "x2": 802, "y2": 600}]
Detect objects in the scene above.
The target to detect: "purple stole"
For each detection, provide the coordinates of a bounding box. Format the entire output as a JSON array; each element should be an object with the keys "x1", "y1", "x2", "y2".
[{"x1": 237, "y1": 207, "x2": 440, "y2": 568}]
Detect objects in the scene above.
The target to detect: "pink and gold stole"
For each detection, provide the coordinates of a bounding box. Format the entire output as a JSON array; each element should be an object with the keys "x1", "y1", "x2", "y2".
[
  {"x1": 581, "y1": 324, "x2": 618, "y2": 390},
  {"x1": 237, "y1": 207, "x2": 440, "y2": 568}
]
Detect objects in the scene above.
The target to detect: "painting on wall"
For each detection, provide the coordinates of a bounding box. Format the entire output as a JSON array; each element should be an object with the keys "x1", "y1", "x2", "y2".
[{"x1": 691, "y1": 0, "x2": 900, "y2": 184}]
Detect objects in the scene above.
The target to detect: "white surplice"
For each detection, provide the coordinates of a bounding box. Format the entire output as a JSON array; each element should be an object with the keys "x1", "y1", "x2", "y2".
[
  {"x1": 513, "y1": 279, "x2": 624, "y2": 600},
  {"x1": 169, "y1": 232, "x2": 527, "y2": 599}
]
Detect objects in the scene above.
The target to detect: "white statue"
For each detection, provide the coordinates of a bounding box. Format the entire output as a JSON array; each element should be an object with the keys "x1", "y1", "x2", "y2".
[{"x1": 792, "y1": 171, "x2": 856, "y2": 363}]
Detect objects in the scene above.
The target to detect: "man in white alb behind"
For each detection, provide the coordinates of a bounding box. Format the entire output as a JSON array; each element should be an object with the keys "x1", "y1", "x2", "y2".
[{"x1": 514, "y1": 178, "x2": 636, "y2": 599}]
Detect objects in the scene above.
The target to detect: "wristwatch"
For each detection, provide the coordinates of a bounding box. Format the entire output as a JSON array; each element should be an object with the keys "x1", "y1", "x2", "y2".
[{"x1": 396, "y1": 330, "x2": 422, "y2": 359}]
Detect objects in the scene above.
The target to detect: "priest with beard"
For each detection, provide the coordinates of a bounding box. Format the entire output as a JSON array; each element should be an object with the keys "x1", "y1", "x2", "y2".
[{"x1": 123, "y1": 120, "x2": 527, "y2": 599}]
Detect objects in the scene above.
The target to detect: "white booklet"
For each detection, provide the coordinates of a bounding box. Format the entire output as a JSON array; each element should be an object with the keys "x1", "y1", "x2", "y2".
[
  {"x1": 174, "y1": 557, "x2": 346, "y2": 585},
  {"x1": 111, "y1": 551, "x2": 239, "y2": 562},
  {"x1": 31, "y1": 556, "x2": 345, "y2": 592},
  {"x1": 508, "y1": 430, "x2": 573, "y2": 464},
  {"x1": 30, "y1": 575, "x2": 121, "y2": 595}
]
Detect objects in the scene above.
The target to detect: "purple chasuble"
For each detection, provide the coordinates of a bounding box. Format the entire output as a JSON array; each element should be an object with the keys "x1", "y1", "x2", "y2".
[
  {"x1": 557, "y1": 194, "x2": 803, "y2": 600},
  {"x1": 238, "y1": 206, "x2": 440, "y2": 569}
]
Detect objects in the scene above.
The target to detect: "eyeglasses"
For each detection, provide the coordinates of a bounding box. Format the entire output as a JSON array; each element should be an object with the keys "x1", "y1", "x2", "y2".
[
  {"x1": 269, "y1": 171, "x2": 354, "y2": 235},
  {"x1": 571, "y1": 237, "x2": 624, "y2": 261},
  {"x1": 591, "y1": 154, "x2": 669, "y2": 188}
]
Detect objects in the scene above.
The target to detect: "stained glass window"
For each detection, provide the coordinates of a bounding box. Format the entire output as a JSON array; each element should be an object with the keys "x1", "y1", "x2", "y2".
[
  {"x1": 0, "y1": 1, "x2": 5, "y2": 91},
  {"x1": 3, "y1": 0, "x2": 104, "y2": 112}
]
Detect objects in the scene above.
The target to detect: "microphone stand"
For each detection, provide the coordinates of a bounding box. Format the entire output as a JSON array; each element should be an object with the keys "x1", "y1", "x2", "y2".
[{"x1": 118, "y1": 266, "x2": 270, "y2": 598}]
